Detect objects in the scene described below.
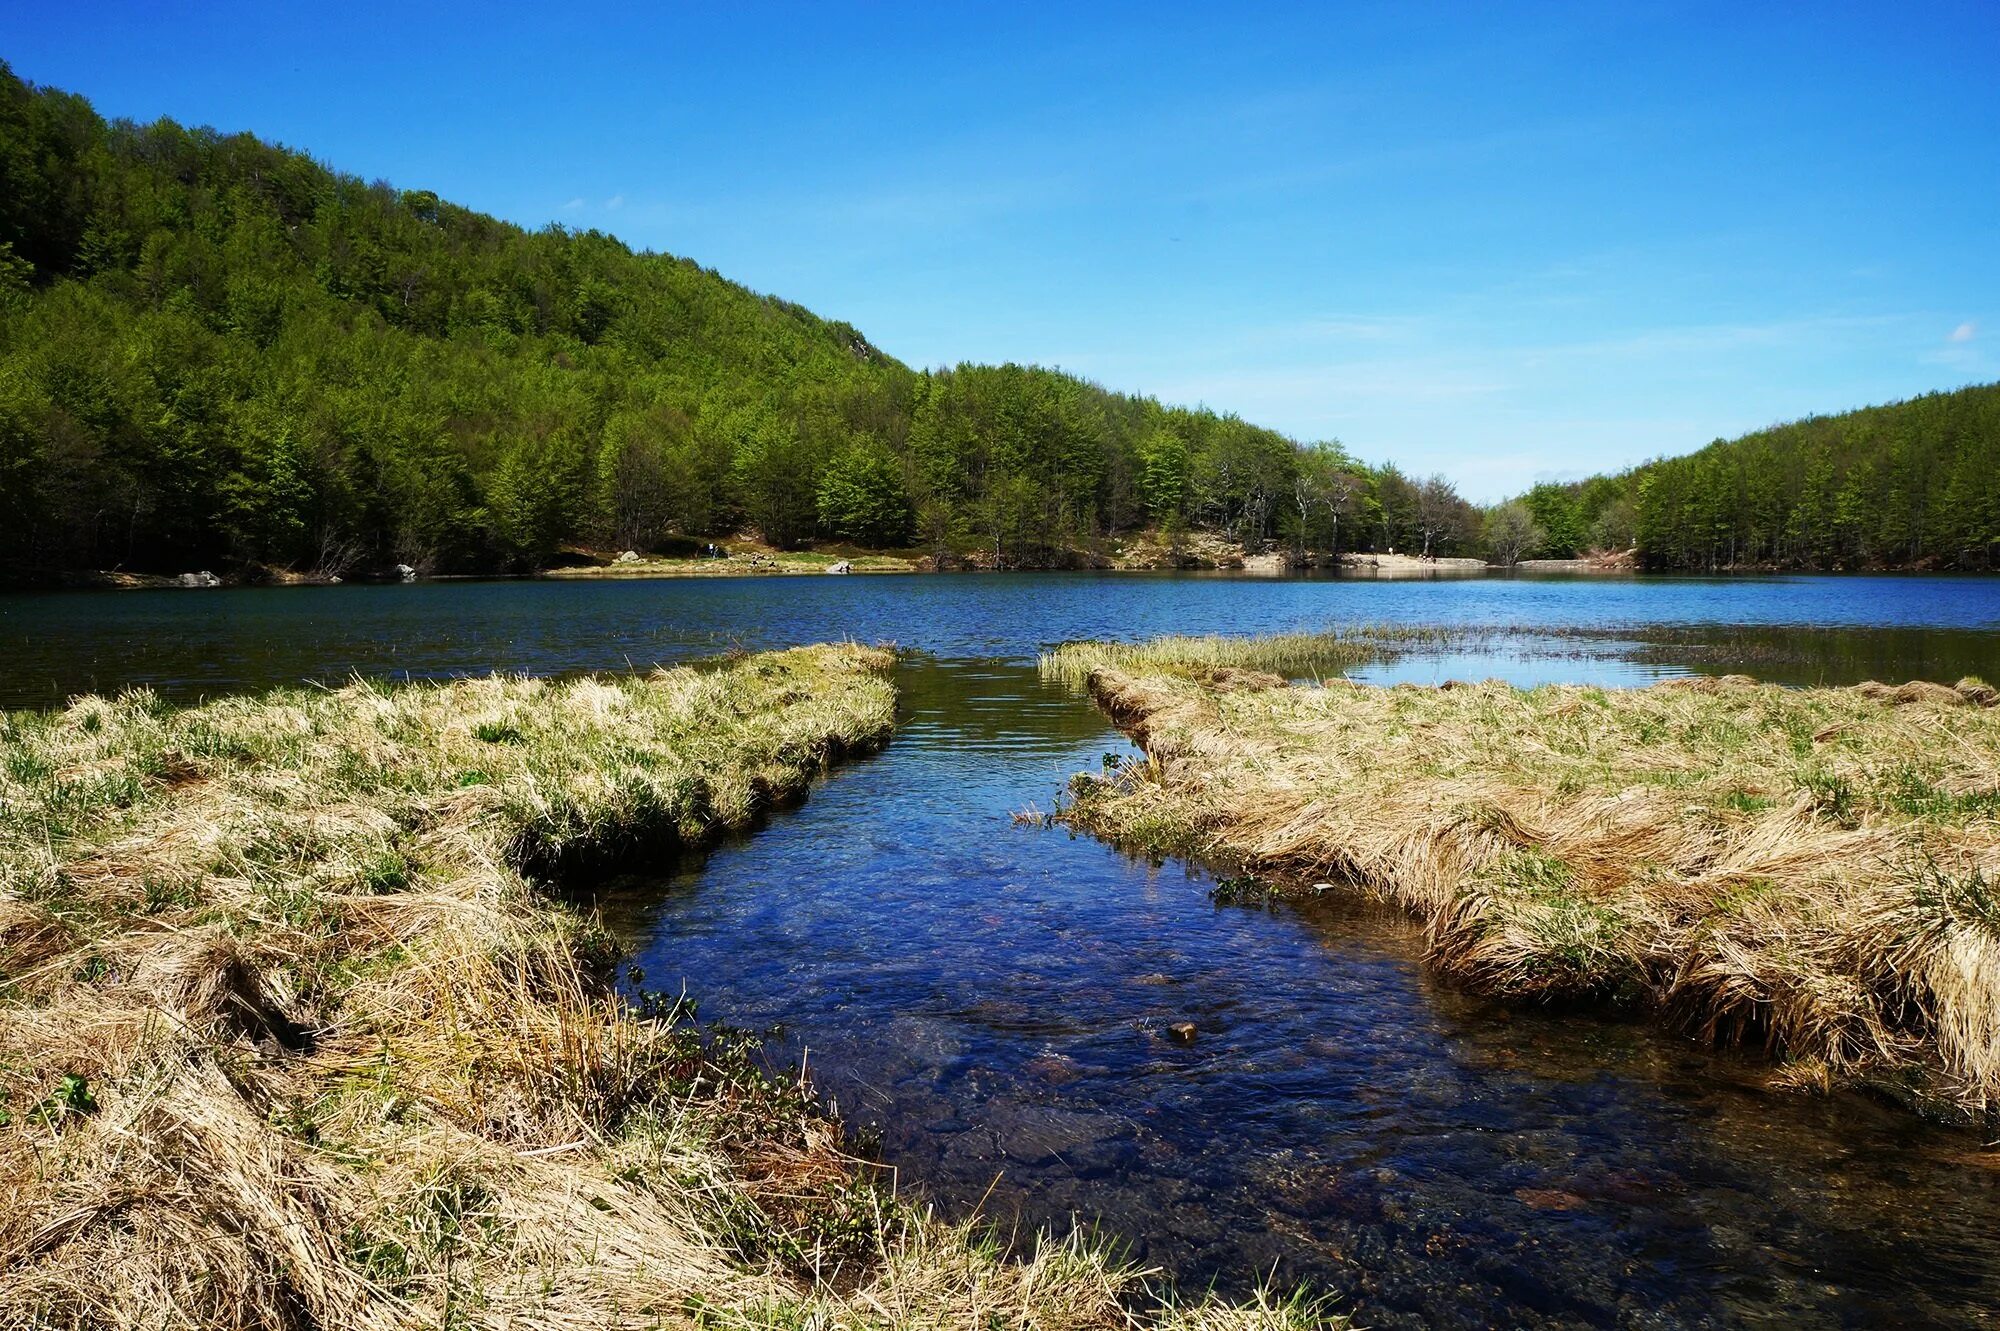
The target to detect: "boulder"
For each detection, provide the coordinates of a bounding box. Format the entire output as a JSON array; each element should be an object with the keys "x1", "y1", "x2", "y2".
[
  {"x1": 826, "y1": 560, "x2": 852, "y2": 574},
  {"x1": 176, "y1": 570, "x2": 221, "y2": 588}
]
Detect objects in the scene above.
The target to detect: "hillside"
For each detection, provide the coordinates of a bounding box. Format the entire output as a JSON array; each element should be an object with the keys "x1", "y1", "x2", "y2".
[
  {"x1": 12, "y1": 65, "x2": 1988, "y2": 583},
  {"x1": 0, "y1": 64, "x2": 1492, "y2": 581},
  {"x1": 1513, "y1": 383, "x2": 2000, "y2": 572}
]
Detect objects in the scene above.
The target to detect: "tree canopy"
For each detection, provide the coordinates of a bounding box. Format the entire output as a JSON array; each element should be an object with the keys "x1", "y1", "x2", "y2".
[
  {"x1": 1506, "y1": 385, "x2": 2000, "y2": 571},
  {"x1": 8, "y1": 63, "x2": 1983, "y2": 578},
  {"x1": 0, "y1": 64, "x2": 1493, "y2": 576}
]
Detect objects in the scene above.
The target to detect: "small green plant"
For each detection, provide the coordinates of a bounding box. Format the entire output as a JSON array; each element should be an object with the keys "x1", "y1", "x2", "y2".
[
  {"x1": 1887, "y1": 767, "x2": 2000, "y2": 821},
  {"x1": 4, "y1": 749, "x2": 53, "y2": 784},
  {"x1": 1723, "y1": 790, "x2": 1776, "y2": 815},
  {"x1": 1209, "y1": 873, "x2": 1273, "y2": 906},
  {"x1": 358, "y1": 847, "x2": 412, "y2": 894},
  {"x1": 141, "y1": 875, "x2": 199, "y2": 913},
  {"x1": 473, "y1": 721, "x2": 524, "y2": 744},
  {"x1": 33, "y1": 1073, "x2": 98, "y2": 1122},
  {"x1": 1908, "y1": 860, "x2": 2000, "y2": 940},
  {"x1": 1799, "y1": 770, "x2": 1856, "y2": 826}
]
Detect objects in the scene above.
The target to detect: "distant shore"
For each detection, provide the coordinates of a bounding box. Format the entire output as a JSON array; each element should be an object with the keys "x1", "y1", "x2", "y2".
[{"x1": 22, "y1": 539, "x2": 1929, "y2": 592}]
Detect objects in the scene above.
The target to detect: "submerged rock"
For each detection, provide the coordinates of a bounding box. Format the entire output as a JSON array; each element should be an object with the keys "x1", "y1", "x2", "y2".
[
  {"x1": 993, "y1": 1104, "x2": 1134, "y2": 1167},
  {"x1": 1022, "y1": 1052, "x2": 1084, "y2": 1085}
]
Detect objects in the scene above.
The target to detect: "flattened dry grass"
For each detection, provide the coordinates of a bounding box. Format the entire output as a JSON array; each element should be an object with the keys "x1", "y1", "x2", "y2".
[
  {"x1": 1049, "y1": 636, "x2": 2000, "y2": 1121},
  {"x1": 0, "y1": 644, "x2": 1333, "y2": 1331}
]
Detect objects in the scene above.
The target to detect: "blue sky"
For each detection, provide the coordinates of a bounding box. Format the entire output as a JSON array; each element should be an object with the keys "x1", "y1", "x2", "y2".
[{"x1": 9, "y1": 2, "x2": 1997, "y2": 498}]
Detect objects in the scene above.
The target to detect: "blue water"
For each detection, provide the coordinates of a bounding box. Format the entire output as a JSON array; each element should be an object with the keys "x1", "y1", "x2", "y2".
[
  {"x1": 4, "y1": 571, "x2": 1997, "y2": 708},
  {"x1": 5, "y1": 571, "x2": 1999, "y2": 1328}
]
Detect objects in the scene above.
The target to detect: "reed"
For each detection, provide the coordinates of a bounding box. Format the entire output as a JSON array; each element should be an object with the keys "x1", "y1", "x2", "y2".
[
  {"x1": 1056, "y1": 635, "x2": 2000, "y2": 1122},
  {"x1": 0, "y1": 644, "x2": 1332, "y2": 1329}
]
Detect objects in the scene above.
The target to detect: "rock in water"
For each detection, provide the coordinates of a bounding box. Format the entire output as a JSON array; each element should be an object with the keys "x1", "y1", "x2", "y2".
[
  {"x1": 827, "y1": 560, "x2": 852, "y2": 574},
  {"x1": 994, "y1": 1104, "x2": 1133, "y2": 1166},
  {"x1": 1168, "y1": 1021, "x2": 1198, "y2": 1044}
]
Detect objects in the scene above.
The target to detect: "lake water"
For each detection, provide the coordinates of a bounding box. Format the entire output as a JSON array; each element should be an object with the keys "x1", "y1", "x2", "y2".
[{"x1": 4, "y1": 571, "x2": 1999, "y2": 1328}]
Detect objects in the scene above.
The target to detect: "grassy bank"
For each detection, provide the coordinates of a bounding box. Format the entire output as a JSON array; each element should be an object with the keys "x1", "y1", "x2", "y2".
[
  {"x1": 1040, "y1": 629, "x2": 1448, "y2": 692},
  {"x1": 0, "y1": 645, "x2": 1320, "y2": 1329},
  {"x1": 546, "y1": 550, "x2": 920, "y2": 579},
  {"x1": 1046, "y1": 635, "x2": 2000, "y2": 1123}
]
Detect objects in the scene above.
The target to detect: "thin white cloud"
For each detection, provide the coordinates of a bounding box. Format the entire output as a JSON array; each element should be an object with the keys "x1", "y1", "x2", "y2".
[
  {"x1": 1533, "y1": 314, "x2": 1907, "y2": 361},
  {"x1": 1949, "y1": 321, "x2": 1977, "y2": 342},
  {"x1": 606, "y1": 194, "x2": 626, "y2": 210},
  {"x1": 562, "y1": 197, "x2": 585, "y2": 211}
]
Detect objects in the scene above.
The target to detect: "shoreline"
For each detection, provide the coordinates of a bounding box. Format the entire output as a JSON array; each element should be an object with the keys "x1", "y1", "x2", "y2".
[
  {"x1": 1047, "y1": 634, "x2": 2000, "y2": 1126},
  {"x1": 11, "y1": 548, "x2": 1999, "y2": 593},
  {"x1": 0, "y1": 643, "x2": 1325, "y2": 1328}
]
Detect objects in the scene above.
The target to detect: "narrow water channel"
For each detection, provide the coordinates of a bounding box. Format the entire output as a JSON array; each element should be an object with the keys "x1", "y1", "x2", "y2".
[{"x1": 604, "y1": 654, "x2": 2000, "y2": 1331}]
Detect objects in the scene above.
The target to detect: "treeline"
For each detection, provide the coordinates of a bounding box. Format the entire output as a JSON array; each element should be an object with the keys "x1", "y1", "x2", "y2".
[
  {"x1": 0, "y1": 64, "x2": 1498, "y2": 578},
  {"x1": 1504, "y1": 384, "x2": 2000, "y2": 571}
]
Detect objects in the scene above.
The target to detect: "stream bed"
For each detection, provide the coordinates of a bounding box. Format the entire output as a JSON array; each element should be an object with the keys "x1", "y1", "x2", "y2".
[{"x1": 602, "y1": 652, "x2": 2000, "y2": 1330}]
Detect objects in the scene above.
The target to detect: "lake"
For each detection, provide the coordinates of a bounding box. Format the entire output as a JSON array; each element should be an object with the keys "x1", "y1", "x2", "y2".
[{"x1": 4, "y1": 571, "x2": 1999, "y2": 1328}]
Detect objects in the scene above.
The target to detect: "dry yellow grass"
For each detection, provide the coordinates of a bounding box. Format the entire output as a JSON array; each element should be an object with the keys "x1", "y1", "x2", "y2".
[
  {"x1": 0, "y1": 644, "x2": 1336, "y2": 1330},
  {"x1": 1048, "y1": 637, "x2": 2000, "y2": 1122}
]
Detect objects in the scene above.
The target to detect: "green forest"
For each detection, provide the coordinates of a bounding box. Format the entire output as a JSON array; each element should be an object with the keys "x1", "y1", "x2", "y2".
[
  {"x1": 1, "y1": 63, "x2": 1994, "y2": 579},
  {"x1": 0, "y1": 64, "x2": 1497, "y2": 579},
  {"x1": 1527, "y1": 383, "x2": 2000, "y2": 571}
]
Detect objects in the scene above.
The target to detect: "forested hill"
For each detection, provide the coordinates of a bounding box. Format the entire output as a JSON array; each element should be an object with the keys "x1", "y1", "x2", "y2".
[
  {"x1": 1514, "y1": 383, "x2": 2000, "y2": 572},
  {"x1": 12, "y1": 65, "x2": 1984, "y2": 582},
  {"x1": 0, "y1": 63, "x2": 1462, "y2": 580}
]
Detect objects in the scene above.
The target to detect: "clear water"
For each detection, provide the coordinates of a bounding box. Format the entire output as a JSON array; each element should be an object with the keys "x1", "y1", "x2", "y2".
[
  {"x1": 5, "y1": 572, "x2": 1999, "y2": 1328},
  {"x1": 5, "y1": 570, "x2": 1999, "y2": 709}
]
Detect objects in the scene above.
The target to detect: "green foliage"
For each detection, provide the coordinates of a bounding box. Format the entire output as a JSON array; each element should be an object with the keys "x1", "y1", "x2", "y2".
[
  {"x1": 814, "y1": 440, "x2": 911, "y2": 546},
  {"x1": 1523, "y1": 482, "x2": 1585, "y2": 558},
  {"x1": 1520, "y1": 385, "x2": 2000, "y2": 571},
  {"x1": 1135, "y1": 429, "x2": 1189, "y2": 524},
  {"x1": 0, "y1": 63, "x2": 1513, "y2": 575},
  {"x1": 1483, "y1": 500, "x2": 1544, "y2": 565},
  {"x1": 34, "y1": 1072, "x2": 97, "y2": 1122}
]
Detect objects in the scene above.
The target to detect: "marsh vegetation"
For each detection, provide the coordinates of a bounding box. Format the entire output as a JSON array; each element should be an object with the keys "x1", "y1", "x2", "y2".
[
  {"x1": 1050, "y1": 634, "x2": 2000, "y2": 1121},
  {"x1": 0, "y1": 643, "x2": 1325, "y2": 1328}
]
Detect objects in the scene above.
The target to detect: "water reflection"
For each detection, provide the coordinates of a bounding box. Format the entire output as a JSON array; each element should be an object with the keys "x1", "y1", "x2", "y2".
[
  {"x1": 3, "y1": 571, "x2": 1997, "y2": 708},
  {"x1": 604, "y1": 656, "x2": 2000, "y2": 1330}
]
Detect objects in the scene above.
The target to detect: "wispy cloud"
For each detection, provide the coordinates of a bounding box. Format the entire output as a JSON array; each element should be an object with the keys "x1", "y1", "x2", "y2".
[
  {"x1": 605, "y1": 194, "x2": 625, "y2": 210},
  {"x1": 1531, "y1": 314, "x2": 1909, "y2": 362},
  {"x1": 561, "y1": 197, "x2": 585, "y2": 212},
  {"x1": 1950, "y1": 320, "x2": 1977, "y2": 342}
]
